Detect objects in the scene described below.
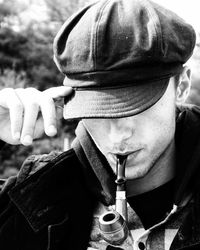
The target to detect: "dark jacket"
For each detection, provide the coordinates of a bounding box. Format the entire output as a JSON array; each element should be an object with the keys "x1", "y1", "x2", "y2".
[{"x1": 1, "y1": 104, "x2": 200, "y2": 250}]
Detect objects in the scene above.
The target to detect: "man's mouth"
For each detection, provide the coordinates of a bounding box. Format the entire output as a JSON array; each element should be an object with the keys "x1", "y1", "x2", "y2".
[{"x1": 109, "y1": 150, "x2": 142, "y2": 164}]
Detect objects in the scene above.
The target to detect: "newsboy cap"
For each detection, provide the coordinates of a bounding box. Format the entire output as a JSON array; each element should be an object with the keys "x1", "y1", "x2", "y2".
[{"x1": 53, "y1": 0, "x2": 196, "y2": 119}]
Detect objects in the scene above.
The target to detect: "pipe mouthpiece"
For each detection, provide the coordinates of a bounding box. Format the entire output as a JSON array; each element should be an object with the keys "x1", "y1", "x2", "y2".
[{"x1": 116, "y1": 155, "x2": 127, "y2": 165}]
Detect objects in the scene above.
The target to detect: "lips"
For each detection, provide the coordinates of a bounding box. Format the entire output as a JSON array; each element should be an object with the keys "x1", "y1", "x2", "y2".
[{"x1": 109, "y1": 150, "x2": 141, "y2": 165}]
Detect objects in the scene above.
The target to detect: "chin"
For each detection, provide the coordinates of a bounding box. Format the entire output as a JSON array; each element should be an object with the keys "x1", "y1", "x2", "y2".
[{"x1": 125, "y1": 164, "x2": 152, "y2": 180}]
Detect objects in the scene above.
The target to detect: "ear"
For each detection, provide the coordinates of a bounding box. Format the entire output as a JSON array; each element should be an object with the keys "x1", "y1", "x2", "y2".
[{"x1": 176, "y1": 66, "x2": 191, "y2": 105}]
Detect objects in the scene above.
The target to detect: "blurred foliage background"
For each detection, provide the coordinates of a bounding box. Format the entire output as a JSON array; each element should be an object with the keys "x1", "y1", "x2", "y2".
[{"x1": 0, "y1": 0, "x2": 199, "y2": 178}]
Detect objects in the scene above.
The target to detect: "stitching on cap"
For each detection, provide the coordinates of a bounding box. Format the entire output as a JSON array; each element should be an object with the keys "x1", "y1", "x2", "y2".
[
  {"x1": 141, "y1": 0, "x2": 162, "y2": 56},
  {"x1": 93, "y1": 0, "x2": 111, "y2": 70}
]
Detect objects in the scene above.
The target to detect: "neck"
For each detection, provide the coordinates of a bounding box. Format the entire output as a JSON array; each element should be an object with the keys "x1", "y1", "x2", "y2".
[{"x1": 126, "y1": 140, "x2": 176, "y2": 197}]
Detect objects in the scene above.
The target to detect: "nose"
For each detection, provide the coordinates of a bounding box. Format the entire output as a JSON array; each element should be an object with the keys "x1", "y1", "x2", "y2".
[{"x1": 108, "y1": 118, "x2": 134, "y2": 144}]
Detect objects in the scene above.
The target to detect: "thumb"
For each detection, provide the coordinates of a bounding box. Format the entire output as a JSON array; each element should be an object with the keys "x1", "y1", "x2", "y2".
[{"x1": 43, "y1": 86, "x2": 74, "y2": 100}]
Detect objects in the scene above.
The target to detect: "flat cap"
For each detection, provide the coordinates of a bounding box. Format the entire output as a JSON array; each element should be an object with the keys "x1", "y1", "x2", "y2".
[{"x1": 53, "y1": 0, "x2": 196, "y2": 119}]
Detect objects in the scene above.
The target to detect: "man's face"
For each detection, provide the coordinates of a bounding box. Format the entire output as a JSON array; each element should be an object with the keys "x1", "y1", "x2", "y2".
[{"x1": 82, "y1": 79, "x2": 177, "y2": 180}]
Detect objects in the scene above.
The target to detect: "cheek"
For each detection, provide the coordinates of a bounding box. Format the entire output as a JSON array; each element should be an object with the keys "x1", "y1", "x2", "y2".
[
  {"x1": 92, "y1": 132, "x2": 108, "y2": 150},
  {"x1": 143, "y1": 106, "x2": 176, "y2": 153}
]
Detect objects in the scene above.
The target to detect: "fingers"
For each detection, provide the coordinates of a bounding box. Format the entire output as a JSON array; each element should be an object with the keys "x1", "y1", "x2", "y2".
[
  {"x1": 15, "y1": 89, "x2": 40, "y2": 145},
  {"x1": 0, "y1": 88, "x2": 24, "y2": 141},
  {"x1": 39, "y1": 94, "x2": 57, "y2": 137},
  {"x1": 41, "y1": 86, "x2": 73, "y2": 136},
  {"x1": 0, "y1": 86, "x2": 73, "y2": 146},
  {"x1": 15, "y1": 88, "x2": 58, "y2": 145}
]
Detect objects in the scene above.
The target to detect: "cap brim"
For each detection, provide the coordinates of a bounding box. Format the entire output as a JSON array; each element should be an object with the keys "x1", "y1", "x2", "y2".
[{"x1": 63, "y1": 78, "x2": 169, "y2": 119}]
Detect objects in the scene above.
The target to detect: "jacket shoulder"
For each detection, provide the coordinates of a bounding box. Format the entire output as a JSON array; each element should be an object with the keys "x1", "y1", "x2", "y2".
[
  {"x1": 4, "y1": 149, "x2": 76, "y2": 188},
  {"x1": 17, "y1": 151, "x2": 62, "y2": 183}
]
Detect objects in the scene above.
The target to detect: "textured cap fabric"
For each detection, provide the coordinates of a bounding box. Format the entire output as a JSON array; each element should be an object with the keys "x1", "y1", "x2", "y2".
[
  {"x1": 63, "y1": 77, "x2": 169, "y2": 119},
  {"x1": 53, "y1": 0, "x2": 196, "y2": 119}
]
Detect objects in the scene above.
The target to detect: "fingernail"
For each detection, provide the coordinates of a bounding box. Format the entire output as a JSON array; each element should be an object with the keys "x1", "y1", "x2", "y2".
[
  {"x1": 47, "y1": 125, "x2": 57, "y2": 136},
  {"x1": 13, "y1": 132, "x2": 20, "y2": 140},
  {"x1": 22, "y1": 135, "x2": 33, "y2": 145}
]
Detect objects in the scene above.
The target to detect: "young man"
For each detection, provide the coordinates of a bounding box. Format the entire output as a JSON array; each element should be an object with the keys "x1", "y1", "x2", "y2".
[{"x1": 0, "y1": 0, "x2": 198, "y2": 249}]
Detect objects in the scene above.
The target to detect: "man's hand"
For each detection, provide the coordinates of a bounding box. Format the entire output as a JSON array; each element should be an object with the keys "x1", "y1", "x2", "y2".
[{"x1": 0, "y1": 87, "x2": 73, "y2": 146}]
